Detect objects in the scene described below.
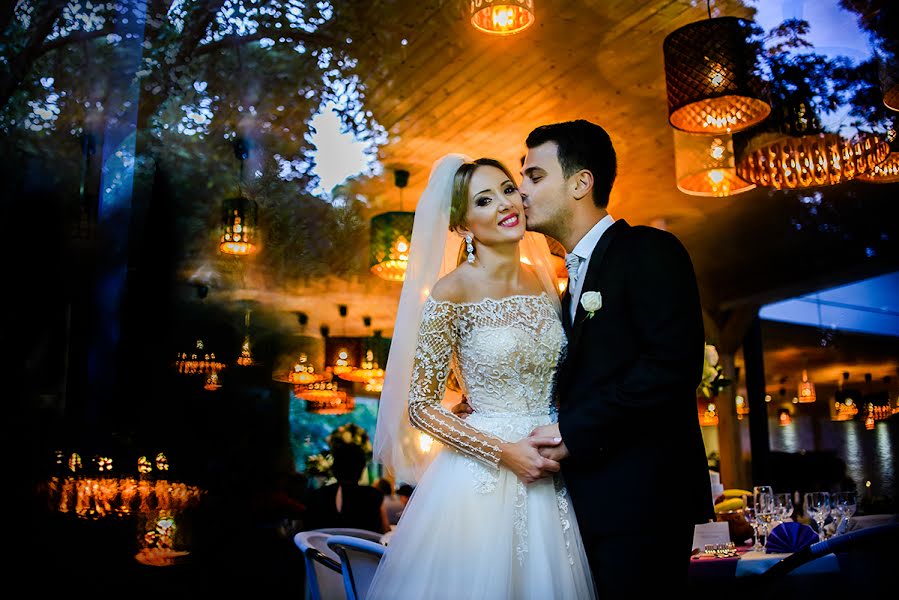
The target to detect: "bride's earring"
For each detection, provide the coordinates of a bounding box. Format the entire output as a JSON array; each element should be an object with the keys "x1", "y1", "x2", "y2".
[{"x1": 465, "y1": 234, "x2": 475, "y2": 264}]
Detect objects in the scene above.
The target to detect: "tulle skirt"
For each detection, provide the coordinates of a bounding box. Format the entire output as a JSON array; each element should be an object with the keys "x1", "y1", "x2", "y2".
[{"x1": 367, "y1": 414, "x2": 597, "y2": 600}]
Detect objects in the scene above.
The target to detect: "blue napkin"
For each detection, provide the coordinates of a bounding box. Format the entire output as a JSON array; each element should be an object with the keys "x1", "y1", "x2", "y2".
[{"x1": 765, "y1": 521, "x2": 818, "y2": 554}]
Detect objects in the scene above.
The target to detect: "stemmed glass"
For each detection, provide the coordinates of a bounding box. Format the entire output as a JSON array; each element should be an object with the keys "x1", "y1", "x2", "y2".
[
  {"x1": 741, "y1": 495, "x2": 762, "y2": 552},
  {"x1": 804, "y1": 491, "x2": 831, "y2": 541},
  {"x1": 833, "y1": 490, "x2": 858, "y2": 535},
  {"x1": 772, "y1": 492, "x2": 794, "y2": 529},
  {"x1": 753, "y1": 485, "x2": 775, "y2": 548}
]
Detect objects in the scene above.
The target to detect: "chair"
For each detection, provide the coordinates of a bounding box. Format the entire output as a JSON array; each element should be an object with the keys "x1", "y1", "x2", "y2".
[
  {"x1": 294, "y1": 529, "x2": 385, "y2": 600},
  {"x1": 313, "y1": 527, "x2": 384, "y2": 543},
  {"x1": 753, "y1": 522, "x2": 899, "y2": 594},
  {"x1": 294, "y1": 530, "x2": 346, "y2": 600},
  {"x1": 326, "y1": 535, "x2": 386, "y2": 600}
]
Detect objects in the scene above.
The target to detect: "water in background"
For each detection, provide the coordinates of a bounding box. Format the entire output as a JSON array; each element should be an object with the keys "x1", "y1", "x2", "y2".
[{"x1": 768, "y1": 416, "x2": 897, "y2": 507}]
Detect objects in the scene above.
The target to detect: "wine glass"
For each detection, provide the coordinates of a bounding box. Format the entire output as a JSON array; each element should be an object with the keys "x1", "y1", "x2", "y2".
[
  {"x1": 753, "y1": 485, "x2": 775, "y2": 548},
  {"x1": 834, "y1": 490, "x2": 858, "y2": 535},
  {"x1": 773, "y1": 492, "x2": 794, "y2": 528},
  {"x1": 804, "y1": 491, "x2": 831, "y2": 541},
  {"x1": 741, "y1": 495, "x2": 762, "y2": 552}
]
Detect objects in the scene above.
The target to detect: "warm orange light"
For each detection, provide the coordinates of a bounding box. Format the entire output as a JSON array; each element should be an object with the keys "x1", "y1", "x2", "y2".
[
  {"x1": 698, "y1": 398, "x2": 718, "y2": 426},
  {"x1": 370, "y1": 234, "x2": 411, "y2": 281},
  {"x1": 778, "y1": 409, "x2": 792, "y2": 426},
  {"x1": 203, "y1": 370, "x2": 222, "y2": 391},
  {"x1": 735, "y1": 132, "x2": 889, "y2": 189},
  {"x1": 798, "y1": 369, "x2": 816, "y2": 403},
  {"x1": 674, "y1": 132, "x2": 755, "y2": 197},
  {"x1": 220, "y1": 197, "x2": 258, "y2": 255},
  {"x1": 340, "y1": 349, "x2": 385, "y2": 383},
  {"x1": 857, "y1": 151, "x2": 899, "y2": 183},
  {"x1": 469, "y1": 0, "x2": 535, "y2": 36},
  {"x1": 735, "y1": 395, "x2": 749, "y2": 420},
  {"x1": 299, "y1": 381, "x2": 355, "y2": 415},
  {"x1": 282, "y1": 353, "x2": 330, "y2": 385}
]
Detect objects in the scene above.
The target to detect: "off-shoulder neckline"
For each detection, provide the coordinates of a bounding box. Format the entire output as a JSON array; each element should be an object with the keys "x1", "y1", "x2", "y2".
[{"x1": 426, "y1": 291, "x2": 550, "y2": 307}]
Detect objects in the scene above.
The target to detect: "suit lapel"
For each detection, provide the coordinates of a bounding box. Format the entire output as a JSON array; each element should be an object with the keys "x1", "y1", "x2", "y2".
[{"x1": 568, "y1": 219, "x2": 629, "y2": 353}]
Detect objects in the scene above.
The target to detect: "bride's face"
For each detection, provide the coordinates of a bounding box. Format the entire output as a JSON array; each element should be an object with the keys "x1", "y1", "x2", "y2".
[{"x1": 463, "y1": 165, "x2": 526, "y2": 245}]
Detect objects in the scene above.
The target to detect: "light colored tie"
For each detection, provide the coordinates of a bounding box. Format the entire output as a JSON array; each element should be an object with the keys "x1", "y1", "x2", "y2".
[{"x1": 565, "y1": 253, "x2": 582, "y2": 291}]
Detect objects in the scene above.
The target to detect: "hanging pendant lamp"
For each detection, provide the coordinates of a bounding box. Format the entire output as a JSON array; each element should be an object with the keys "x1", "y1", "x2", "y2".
[
  {"x1": 220, "y1": 139, "x2": 259, "y2": 255},
  {"x1": 663, "y1": 15, "x2": 771, "y2": 134},
  {"x1": 469, "y1": 0, "x2": 535, "y2": 36},
  {"x1": 673, "y1": 130, "x2": 755, "y2": 196},
  {"x1": 370, "y1": 169, "x2": 413, "y2": 282},
  {"x1": 798, "y1": 369, "x2": 816, "y2": 404}
]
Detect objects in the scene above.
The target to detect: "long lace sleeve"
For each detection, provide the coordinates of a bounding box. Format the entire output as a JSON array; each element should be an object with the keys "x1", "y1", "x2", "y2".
[{"x1": 408, "y1": 299, "x2": 504, "y2": 468}]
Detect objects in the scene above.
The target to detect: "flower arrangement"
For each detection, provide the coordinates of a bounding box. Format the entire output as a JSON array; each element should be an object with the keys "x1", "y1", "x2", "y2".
[
  {"x1": 304, "y1": 452, "x2": 334, "y2": 477},
  {"x1": 698, "y1": 343, "x2": 732, "y2": 398},
  {"x1": 327, "y1": 422, "x2": 373, "y2": 457},
  {"x1": 304, "y1": 423, "x2": 373, "y2": 482}
]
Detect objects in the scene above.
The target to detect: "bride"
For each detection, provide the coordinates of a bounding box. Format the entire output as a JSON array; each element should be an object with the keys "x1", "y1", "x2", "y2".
[{"x1": 368, "y1": 154, "x2": 597, "y2": 599}]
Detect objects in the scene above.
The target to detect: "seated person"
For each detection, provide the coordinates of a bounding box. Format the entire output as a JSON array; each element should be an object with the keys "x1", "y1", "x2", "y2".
[{"x1": 304, "y1": 443, "x2": 389, "y2": 534}]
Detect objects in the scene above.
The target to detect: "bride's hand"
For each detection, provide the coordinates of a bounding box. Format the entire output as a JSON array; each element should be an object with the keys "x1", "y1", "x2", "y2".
[{"x1": 499, "y1": 438, "x2": 562, "y2": 484}]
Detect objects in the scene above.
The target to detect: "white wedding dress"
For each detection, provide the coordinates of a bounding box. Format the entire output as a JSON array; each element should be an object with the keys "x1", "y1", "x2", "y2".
[{"x1": 367, "y1": 292, "x2": 597, "y2": 600}]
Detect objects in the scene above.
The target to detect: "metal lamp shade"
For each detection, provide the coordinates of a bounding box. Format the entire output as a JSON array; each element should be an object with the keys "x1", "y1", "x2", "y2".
[
  {"x1": 673, "y1": 130, "x2": 755, "y2": 196},
  {"x1": 735, "y1": 131, "x2": 889, "y2": 189},
  {"x1": 857, "y1": 135, "x2": 899, "y2": 183},
  {"x1": 469, "y1": 0, "x2": 535, "y2": 36},
  {"x1": 220, "y1": 196, "x2": 258, "y2": 255},
  {"x1": 370, "y1": 211, "x2": 414, "y2": 282},
  {"x1": 881, "y1": 52, "x2": 899, "y2": 112},
  {"x1": 664, "y1": 17, "x2": 771, "y2": 134}
]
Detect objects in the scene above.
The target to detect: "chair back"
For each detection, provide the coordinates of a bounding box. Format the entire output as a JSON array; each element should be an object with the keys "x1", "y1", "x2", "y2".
[
  {"x1": 313, "y1": 527, "x2": 384, "y2": 543},
  {"x1": 294, "y1": 530, "x2": 346, "y2": 600},
  {"x1": 326, "y1": 535, "x2": 386, "y2": 600}
]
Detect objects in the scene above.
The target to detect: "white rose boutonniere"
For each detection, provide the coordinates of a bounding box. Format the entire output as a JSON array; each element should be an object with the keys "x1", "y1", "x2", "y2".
[{"x1": 580, "y1": 291, "x2": 602, "y2": 319}]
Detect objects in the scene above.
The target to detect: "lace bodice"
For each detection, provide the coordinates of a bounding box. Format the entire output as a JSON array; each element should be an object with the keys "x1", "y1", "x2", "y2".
[{"x1": 408, "y1": 293, "x2": 566, "y2": 469}]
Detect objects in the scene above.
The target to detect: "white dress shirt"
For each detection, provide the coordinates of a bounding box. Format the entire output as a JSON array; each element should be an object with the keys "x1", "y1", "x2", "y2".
[{"x1": 567, "y1": 214, "x2": 615, "y2": 322}]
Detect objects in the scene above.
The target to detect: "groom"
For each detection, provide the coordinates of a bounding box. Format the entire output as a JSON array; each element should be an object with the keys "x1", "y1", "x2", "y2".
[{"x1": 455, "y1": 120, "x2": 713, "y2": 595}]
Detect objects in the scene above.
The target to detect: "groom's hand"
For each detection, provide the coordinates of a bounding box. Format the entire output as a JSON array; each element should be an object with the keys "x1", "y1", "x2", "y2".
[
  {"x1": 530, "y1": 424, "x2": 570, "y2": 462},
  {"x1": 450, "y1": 396, "x2": 474, "y2": 419}
]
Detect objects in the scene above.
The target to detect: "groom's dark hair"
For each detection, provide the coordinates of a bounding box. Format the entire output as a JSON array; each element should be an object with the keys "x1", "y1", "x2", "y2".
[{"x1": 525, "y1": 119, "x2": 617, "y2": 208}]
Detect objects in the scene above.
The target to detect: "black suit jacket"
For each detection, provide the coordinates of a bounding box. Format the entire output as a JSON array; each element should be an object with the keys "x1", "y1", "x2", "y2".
[{"x1": 557, "y1": 219, "x2": 713, "y2": 538}]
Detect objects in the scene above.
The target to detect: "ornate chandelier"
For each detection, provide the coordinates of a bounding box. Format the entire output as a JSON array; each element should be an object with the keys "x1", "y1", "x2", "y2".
[
  {"x1": 663, "y1": 16, "x2": 771, "y2": 134},
  {"x1": 298, "y1": 381, "x2": 356, "y2": 415},
  {"x1": 220, "y1": 139, "x2": 258, "y2": 256},
  {"x1": 673, "y1": 131, "x2": 755, "y2": 196},
  {"x1": 469, "y1": 0, "x2": 535, "y2": 36},
  {"x1": 236, "y1": 309, "x2": 256, "y2": 366},
  {"x1": 282, "y1": 353, "x2": 330, "y2": 385},
  {"x1": 325, "y1": 306, "x2": 359, "y2": 377},
  {"x1": 339, "y1": 317, "x2": 386, "y2": 384},
  {"x1": 370, "y1": 169, "x2": 413, "y2": 282},
  {"x1": 174, "y1": 340, "x2": 225, "y2": 375}
]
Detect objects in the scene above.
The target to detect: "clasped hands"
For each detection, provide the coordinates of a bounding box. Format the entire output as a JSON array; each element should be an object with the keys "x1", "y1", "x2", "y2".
[{"x1": 450, "y1": 399, "x2": 569, "y2": 484}]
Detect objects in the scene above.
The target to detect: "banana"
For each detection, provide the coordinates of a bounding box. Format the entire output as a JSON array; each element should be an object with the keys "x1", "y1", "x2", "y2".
[
  {"x1": 722, "y1": 488, "x2": 753, "y2": 498},
  {"x1": 714, "y1": 498, "x2": 744, "y2": 513}
]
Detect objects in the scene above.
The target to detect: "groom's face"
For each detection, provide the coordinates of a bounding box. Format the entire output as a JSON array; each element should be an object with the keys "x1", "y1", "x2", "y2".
[{"x1": 520, "y1": 142, "x2": 569, "y2": 239}]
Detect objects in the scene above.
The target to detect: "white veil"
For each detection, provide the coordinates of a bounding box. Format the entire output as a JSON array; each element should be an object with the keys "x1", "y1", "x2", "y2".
[{"x1": 372, "y1": 153, "x2": 562, "y2": 485}]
